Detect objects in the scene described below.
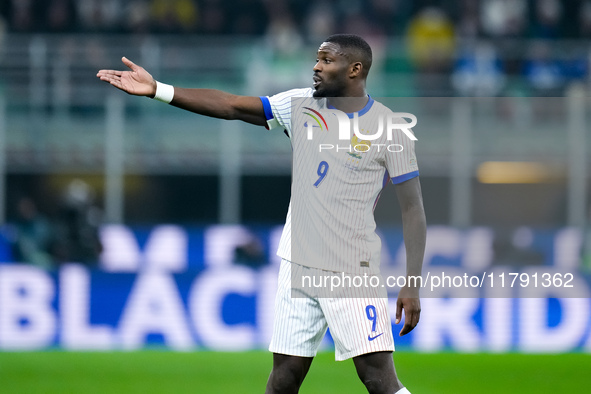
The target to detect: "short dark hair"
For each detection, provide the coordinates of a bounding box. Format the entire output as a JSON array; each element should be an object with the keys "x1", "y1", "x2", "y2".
[{"x1": 324, "y1": 34, "x2": 373, "y2": 76}]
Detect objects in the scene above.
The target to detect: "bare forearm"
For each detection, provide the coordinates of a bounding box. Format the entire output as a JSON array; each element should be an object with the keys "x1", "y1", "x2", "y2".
[
  {"x1": 401, "y1": 204, "x2": 426, "y2": 278},
  {"x1": 170, "y1": 88, "x2": 266, "y2": 126},
  {"x1": 172, "y1": 88, "x2": 238, "y2": 119}
]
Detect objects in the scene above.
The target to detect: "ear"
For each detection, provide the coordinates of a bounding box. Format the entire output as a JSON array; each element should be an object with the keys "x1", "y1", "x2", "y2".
[{"x1": 349, "y1": 62, "x2": 363, "y2": 78}]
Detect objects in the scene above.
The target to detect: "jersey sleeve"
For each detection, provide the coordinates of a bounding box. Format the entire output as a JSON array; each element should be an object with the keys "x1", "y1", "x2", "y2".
[
  {"x1": 259, "y1": 88, "x2": 312, "y2": 137},
  {"x1": 385, "y1": 117, "x2": 419, "y2": 184}
]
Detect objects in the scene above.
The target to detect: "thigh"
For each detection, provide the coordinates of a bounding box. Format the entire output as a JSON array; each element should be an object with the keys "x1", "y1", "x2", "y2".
[
  {"x1": 269, "y1": 260, "x2": 328, "y2": 358},
  {"x1": 353, "y1": 351, "x2": 402, "y2": 392},
  {"x1": 353, "y1": 351, "x2": 396, "y2": 375},
  {"x1": 265, "y1": 353, "x2": 315, "y2": 394},
  {"x1": 320, "y1": 296, "x2": 394, "y2": 361},
  {"x1": 271, "y1": 352, "x2": 314, "y2": 376}
]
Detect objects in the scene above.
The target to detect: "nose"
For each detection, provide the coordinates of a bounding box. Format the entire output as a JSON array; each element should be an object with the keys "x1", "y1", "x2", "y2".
[{"x1": 313, "y1": 61, "x2": 322, "y2": 72}]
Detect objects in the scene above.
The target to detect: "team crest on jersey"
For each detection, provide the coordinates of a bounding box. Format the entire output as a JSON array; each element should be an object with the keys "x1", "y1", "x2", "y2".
[
  {"x1": 344, "y1": 134, "x2": 371, "y2": 171},
  {"x1": 348, "y1": 134, "x2": 371, "y2": 159}
]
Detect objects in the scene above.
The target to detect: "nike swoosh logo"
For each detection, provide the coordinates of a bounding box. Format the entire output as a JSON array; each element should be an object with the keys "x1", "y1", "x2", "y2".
[{"x1": 368, "y1": 333, "x2": 384, "y2": 341}]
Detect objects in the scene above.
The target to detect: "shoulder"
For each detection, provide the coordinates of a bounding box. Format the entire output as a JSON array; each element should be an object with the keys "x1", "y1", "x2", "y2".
[
  {"x1": 368, "y1": 99, "x2": 390, "y2": 114},
  {"x1": 268, "y1": 88, "x2": 313, "y2": 102}
]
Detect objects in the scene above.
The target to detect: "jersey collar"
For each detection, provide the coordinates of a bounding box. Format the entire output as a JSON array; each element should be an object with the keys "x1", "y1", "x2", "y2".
[{"x1": 326, "y1": 95, "x2": 374, "y2": 119}]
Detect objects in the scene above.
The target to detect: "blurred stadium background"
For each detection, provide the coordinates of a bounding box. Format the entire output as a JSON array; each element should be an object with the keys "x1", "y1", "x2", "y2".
[{"x1": 0, "y1": 0, "x2": 590, "y2": 393}]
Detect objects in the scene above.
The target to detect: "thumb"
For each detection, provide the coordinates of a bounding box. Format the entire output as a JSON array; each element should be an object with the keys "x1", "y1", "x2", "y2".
[
  {"x1": 122, "y1": 57, "x2": 138, "y2": 71},
  {"x1": 395, "y1": 299, "x2": 402, "y2": 324}
]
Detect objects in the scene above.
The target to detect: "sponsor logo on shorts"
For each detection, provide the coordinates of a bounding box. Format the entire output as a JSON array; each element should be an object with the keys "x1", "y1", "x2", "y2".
[{"x1": 367, "y1": 333, "x2": 384, "y2": 341}]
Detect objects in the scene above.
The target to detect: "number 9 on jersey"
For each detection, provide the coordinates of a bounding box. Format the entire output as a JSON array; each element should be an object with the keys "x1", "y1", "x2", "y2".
[{"x1": 314, "y1": 161, "x2": 329, "y2": 188}]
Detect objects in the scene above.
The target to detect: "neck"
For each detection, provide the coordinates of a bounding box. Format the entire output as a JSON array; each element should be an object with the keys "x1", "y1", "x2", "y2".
[
  {"x1": 327, "y1": 95, "x2": 369, "y2": 113},
  {"x1": 326, "y1": 83, "x2": 368, "y2": 112}
]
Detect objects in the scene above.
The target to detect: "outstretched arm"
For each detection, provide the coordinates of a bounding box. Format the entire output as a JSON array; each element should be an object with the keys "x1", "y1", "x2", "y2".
[
  {"x1": 97, "y1": 57, "x2": 267, "y2": 126},
  {"x1": 393, "y1": 176, "x2": 426, "y2": 336}
]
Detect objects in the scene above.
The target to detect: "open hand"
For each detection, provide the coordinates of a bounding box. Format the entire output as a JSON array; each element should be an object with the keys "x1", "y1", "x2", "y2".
[{"x1": 97, "y1": 57, "x2": 156, "y2": 97}]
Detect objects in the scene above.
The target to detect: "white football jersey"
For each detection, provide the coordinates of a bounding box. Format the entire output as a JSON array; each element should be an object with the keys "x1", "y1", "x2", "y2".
[{"x1": 260, "y1": 88, "x2": 419, "y2": 275}]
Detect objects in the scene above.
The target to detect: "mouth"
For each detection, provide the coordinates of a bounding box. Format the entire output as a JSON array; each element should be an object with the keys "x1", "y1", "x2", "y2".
[{"x1": 313, "y1": 75, "x2": 322, "y2": 88}]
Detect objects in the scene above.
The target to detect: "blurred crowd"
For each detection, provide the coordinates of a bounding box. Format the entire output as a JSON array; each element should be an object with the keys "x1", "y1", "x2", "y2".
[
  {"x1": 2, "y1": 0, "x2": 590, "y2": 97},
  {"x1": 7, "y1": 179, "x2": 103, "y2": 269},
  {"x1": 1, "y1": 0, "x2": 591, "y2": 39}
]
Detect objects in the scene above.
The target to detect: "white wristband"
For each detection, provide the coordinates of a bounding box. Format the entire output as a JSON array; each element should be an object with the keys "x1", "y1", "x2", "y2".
[{"x1": 153, "y1": 81, "x2": 174, "y2": 103}]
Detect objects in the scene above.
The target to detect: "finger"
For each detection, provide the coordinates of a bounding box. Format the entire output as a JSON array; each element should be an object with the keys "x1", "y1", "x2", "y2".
[
  {"x1": 98, "y1": 75, "x2": 124, "y2": 91},
  {"x1": 98, "y1": 74, "x2": 119, "y2": 84},
  {"x1": 97, "y1": 70, "x2": 122, "y2": 77},
  {"x1": 97, "y1": 75, "x2": 113, "y2": 83},
  {"x1": 399, "y1": 320, "x2": 412, "y2": 336},
  {"x1": 122, "y1": 57, "x2": 138, "y2": 72},
  {"x1": 97, "y1": 74, "x2": 120, "y2": 83},
  {"x1": 395, "y1": 299, "x2": 402, "y2": 325},
  {"x1": 412, "y1": 309, "x2": 420, "y2": 328},
  {"x1": 400, "y1": 312, "x2": 415, "y2": 336},
  {"x1": 400, "y1": 309, "x2": 420, "y2": 336}
]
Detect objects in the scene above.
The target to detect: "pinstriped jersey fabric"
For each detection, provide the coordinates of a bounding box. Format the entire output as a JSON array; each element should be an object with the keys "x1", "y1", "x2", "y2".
[
  {"x1": 269, "y1": 259, "x2": 394, "y2": 361},
  {"x1": 263, "y1": 88, "x2": 419, "y2": 275}
]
